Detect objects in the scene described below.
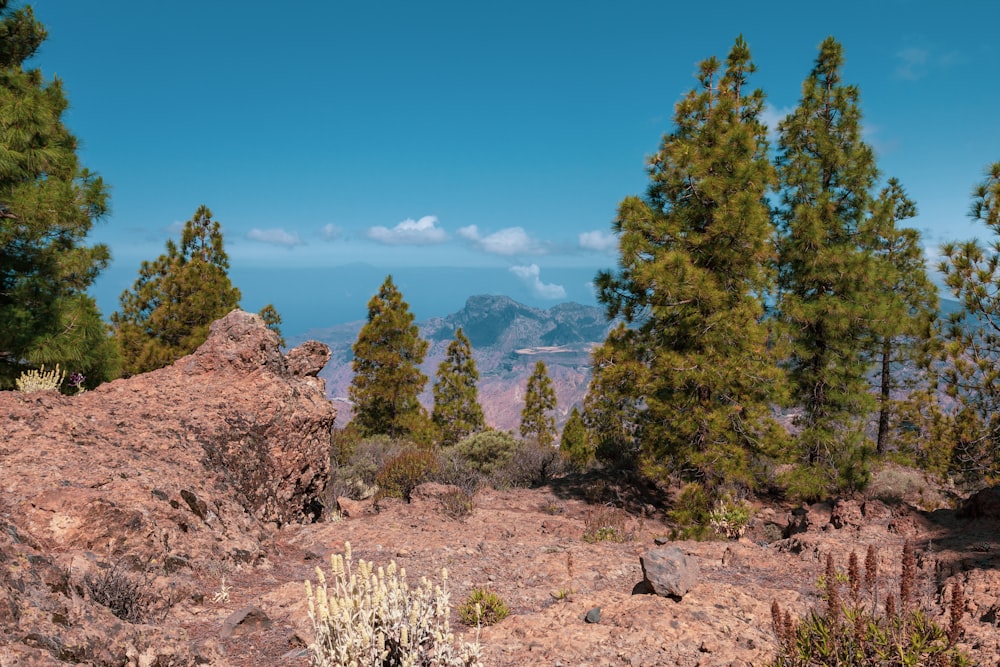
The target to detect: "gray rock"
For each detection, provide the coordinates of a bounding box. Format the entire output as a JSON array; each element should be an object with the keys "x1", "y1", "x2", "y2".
[
  {"x1": 584, "y1": 607, "x2": 601, "y2": 623},
  {"x1": 640, "y1": 546, "x2": 699, "y2": 599}
]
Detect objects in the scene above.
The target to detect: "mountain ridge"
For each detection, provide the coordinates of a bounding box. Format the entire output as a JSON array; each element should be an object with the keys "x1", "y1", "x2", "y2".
[{"x1": 290, "y1": 294, "x2": 616, "y2": 432}]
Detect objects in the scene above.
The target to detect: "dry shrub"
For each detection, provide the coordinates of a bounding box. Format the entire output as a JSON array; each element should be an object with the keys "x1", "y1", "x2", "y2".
[
  {"x1": 85, "y1": 560, "x2": 166, "y2": 623},
  {"x1": 582, "y1": 504, "x2": 634, "y2": 543},
  {"x1": 438, "y1": 488, "x2": 476, "y2": 520},
  {"x1": 493, "y1": 441, "x2": 565, "y2": 489}
]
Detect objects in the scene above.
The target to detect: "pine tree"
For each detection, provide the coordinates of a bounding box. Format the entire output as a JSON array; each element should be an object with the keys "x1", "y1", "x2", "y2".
[
  {"x1": 520, "y1": 360, "x2": 556, "y2": 447},
  {"x1": 592, "y1": 37, "x2": 786, "y2": 488},
  {"x1": 432, "y1": 327, "x2": 485, "y2": 446},
  {"x1": 862, "y1": 179, "x2": 938, "y2": 455},
  {"x1": 349, "y1": 275, "x2": 430, "y2": 439},
  {"x1": 775, "y1": 37, "x2": 881, "y2": 487},
  {"x1": 583, "y1": 324, "x2": 646, "y2": 466},
  {"x1": 0, "y1": 2, "x2": 119, "y2": 388},
  {"x1": 559, "y1": 406, "x2": 591, "y2": 468},
  {"x1": 258, "y1": 303, "x2": 285, "y2": 347},
  {"x1": 938, "y1": 162, "x2": 1000, "y2": 480},
  {"x1": 111, "y1": 205, "x2": 241, "y2": 376}
]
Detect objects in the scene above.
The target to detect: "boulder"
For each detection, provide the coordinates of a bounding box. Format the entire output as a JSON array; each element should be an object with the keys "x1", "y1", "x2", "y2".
[
  {"x1": 0, "y1": 310, "x2": 336, "y2": 665},
  {"x1": 639, "y1": 546, "x2": 700, "y2": 599}
]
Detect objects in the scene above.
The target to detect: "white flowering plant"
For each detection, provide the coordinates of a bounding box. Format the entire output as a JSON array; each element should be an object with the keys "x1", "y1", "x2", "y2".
[{"x1": 305, "y1": 542, "x2": 481, "y2": 667}]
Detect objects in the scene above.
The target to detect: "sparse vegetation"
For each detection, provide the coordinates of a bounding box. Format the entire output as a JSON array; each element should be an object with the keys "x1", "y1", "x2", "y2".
[
  {"x1": 582, "y1": 504, "x2": 633, "y2": 544},
  {"x1": 15, "y1": 364, "x2": 65, "y2": 393},
  {"x1": 438, "y1": 488, "x2": 476, "y2": 519},
  {"x1": 305, "y1": 542, "x2": 481, "y2": 666},
  {"x1": 458, "y1": 588, "x2": 510, "y2": 627},
  {"x1": 769, "y1": 543, "x2": 969, "y2": 667},
  {"x1": 84, "y1": 560, "x2": 167, "y2": 624}
]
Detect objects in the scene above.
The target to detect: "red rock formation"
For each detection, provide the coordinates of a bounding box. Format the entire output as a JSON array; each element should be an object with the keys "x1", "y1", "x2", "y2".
[{"x1": 0, "y1": 309, "x2": 334, "y2": 665}]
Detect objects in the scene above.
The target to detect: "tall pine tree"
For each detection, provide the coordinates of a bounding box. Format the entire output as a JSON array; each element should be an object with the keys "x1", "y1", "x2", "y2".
[
  {"x1": 349, "y1": 275, "x2": 430, "y2": 439},
  {"x1": 432, "y1": 327, "x2": 485, "y2": 446},
  {"x1": 775, "y1": 37, "x2": 881, "y2": 489},
  {"x1": 520, "y1": 360, "x2": 556, "y2": 447},
  {"x1": 863, "y1": 179, "x2": 938, "y2": 455},
  {"x1": 938, "y1": 162, "x2": 1000, "y2": 480},
  {"x1": 592, "y1": 37, "x2": 785, "y2": 489},
  {"x1": 0, "y1": 1, "x2": 119, "y2": 388},
  {"x1": 111, "y1": 205, "x2": 241, "y2": 376},
  {"x1": 559, "y1": 406, "x2": 591, "y2": 468}
]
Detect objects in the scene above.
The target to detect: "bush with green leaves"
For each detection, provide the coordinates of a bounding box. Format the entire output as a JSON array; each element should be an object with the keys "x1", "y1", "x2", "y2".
[
  {"x1": 708, "y1": 497, "x2": 753, "y2": 539},
  {"x1": 305, "y1": 542, "x2": 481, "y2": 666},
  {"x1": 375, "y1": 448, "x2": 440, "y2": 501},
  {"x1": 458, "y1": 588, "x2": 510, "y2": 627},
  {"x1": 666, "y1": 483, "x2": 713, "y2": 540},
  {"x1": 454, "y1": 430, "x2": 518, "y2": 477},
  {"x1": 770, "y1": 542, "x2": 969, "y2": 667}
]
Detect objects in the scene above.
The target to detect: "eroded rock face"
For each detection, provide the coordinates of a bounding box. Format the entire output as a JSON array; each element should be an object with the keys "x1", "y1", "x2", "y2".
[{"x1": 0, "y1": 310, "x2": 335, "y2": 666}]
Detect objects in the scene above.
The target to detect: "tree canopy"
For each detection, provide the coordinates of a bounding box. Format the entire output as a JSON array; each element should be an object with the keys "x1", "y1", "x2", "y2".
[
  {"x1": 349, "y1": 275, "x2": 430, "y2": 439},
  {"x1": 0, "y1": 1, "x2": 118, "y2": 388},
  {"x1": 591, "y1": 36, "x2": 786, "y2": 490},
  {"x1": 432, "y1": 328, "x2": 485, "y2": 446},
  {"x1": 521, "y1": 360, "x2": 557, "y2": 447},
  {"x1": 111, "y1": 205, "x2": 241, "y2": 376}
]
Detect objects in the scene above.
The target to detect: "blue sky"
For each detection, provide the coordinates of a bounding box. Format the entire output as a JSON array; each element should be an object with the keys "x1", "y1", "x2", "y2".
[{"x1": 28, "y1": 1, "x2": 1000, "y2": 335}]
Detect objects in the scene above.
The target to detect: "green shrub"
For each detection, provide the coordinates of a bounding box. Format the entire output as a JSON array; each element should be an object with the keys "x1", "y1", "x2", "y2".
[
  {"x1": 454, "y1": 430, "x2": 518, "y2": 476},
  {"x1": 458, "y1": 588, "x2": 510, "y2": 627},
  {"x1": 708, "y1": 497, "x2": 753, "y2": 539},
  {"x1": 375, "y1": 448, "x2": 440, "y2": 501},
  {"x1": 15, "y1": 364, "x2": 65, "y2": 393},
  {"x1": 666, "y1": 482, "x2": 713, "y2": 540},
  {"x1": 770, "y1": 543, "x2": 969, "y2": 667},
  {"x1": 780, "y1": 464, "x2": 834, "y2": 503},
  {"x1": 306, "y1": 542, "x2": 481, "y2": 666}
]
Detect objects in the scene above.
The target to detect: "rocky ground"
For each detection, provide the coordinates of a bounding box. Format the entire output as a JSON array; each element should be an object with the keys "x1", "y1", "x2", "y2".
[{"x1": 2, "y1": 311, "x2": 1000, "y2": 666}]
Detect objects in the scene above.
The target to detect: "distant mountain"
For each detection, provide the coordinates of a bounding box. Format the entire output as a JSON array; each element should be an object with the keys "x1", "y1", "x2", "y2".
[
  {"x1": 291, "y1": 295, "x2": 616, "y2": 432},
  {"x1": 292, "y1": 294, "x2": 969, "y2": 435}
]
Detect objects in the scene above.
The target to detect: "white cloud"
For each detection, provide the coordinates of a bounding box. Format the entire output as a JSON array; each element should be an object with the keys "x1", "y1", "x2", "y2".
[
  {"x1": 510, "y1": 264, "x2": 566, "y2": 300},
  {"x1": 579, "y1": 230, "x2": 617, "y2": 252},
  {"x1": 761, "y1": 103, "x2": 794, "y2": 140},
  {"x1": 320, "y1": 223, "x2": 342, "y2": 241},
  {"x1": 367, "y1": 215, "x2": 447, "y2": 245},
  {"x1": 458, "y1": 225, "x2": 544, "y2": 255},
  {"x1": 246, "y1": 227, "x2": 304, "y2": 247},
  {"x1": 895, "y1": 47, "x2": 929, "y2": 80}
]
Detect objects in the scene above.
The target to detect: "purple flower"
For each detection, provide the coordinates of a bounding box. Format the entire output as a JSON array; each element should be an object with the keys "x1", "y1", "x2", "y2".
[{"x1": 68, "y1": 372, "x2": 85, "y2": 388}]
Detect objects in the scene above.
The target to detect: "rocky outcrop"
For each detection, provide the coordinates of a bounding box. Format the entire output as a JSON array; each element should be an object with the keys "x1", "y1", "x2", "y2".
[{"x1": 0, "y1": 309, "x2": 335, "y2": 666}]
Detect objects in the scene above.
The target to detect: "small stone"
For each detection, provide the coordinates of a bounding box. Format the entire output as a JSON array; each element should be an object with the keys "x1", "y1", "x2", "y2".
[{"x1": 585, "y1": 607, "x2": 601, "y2": 623}]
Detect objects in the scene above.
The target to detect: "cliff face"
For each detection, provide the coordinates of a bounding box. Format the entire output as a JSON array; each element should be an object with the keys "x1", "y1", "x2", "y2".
[
  {"x1": 0, "y1": 310, "x2": 335, "y2": 665},
  {"x1": 299, "y1": 295, "x2": 616, "y2": 431}
]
